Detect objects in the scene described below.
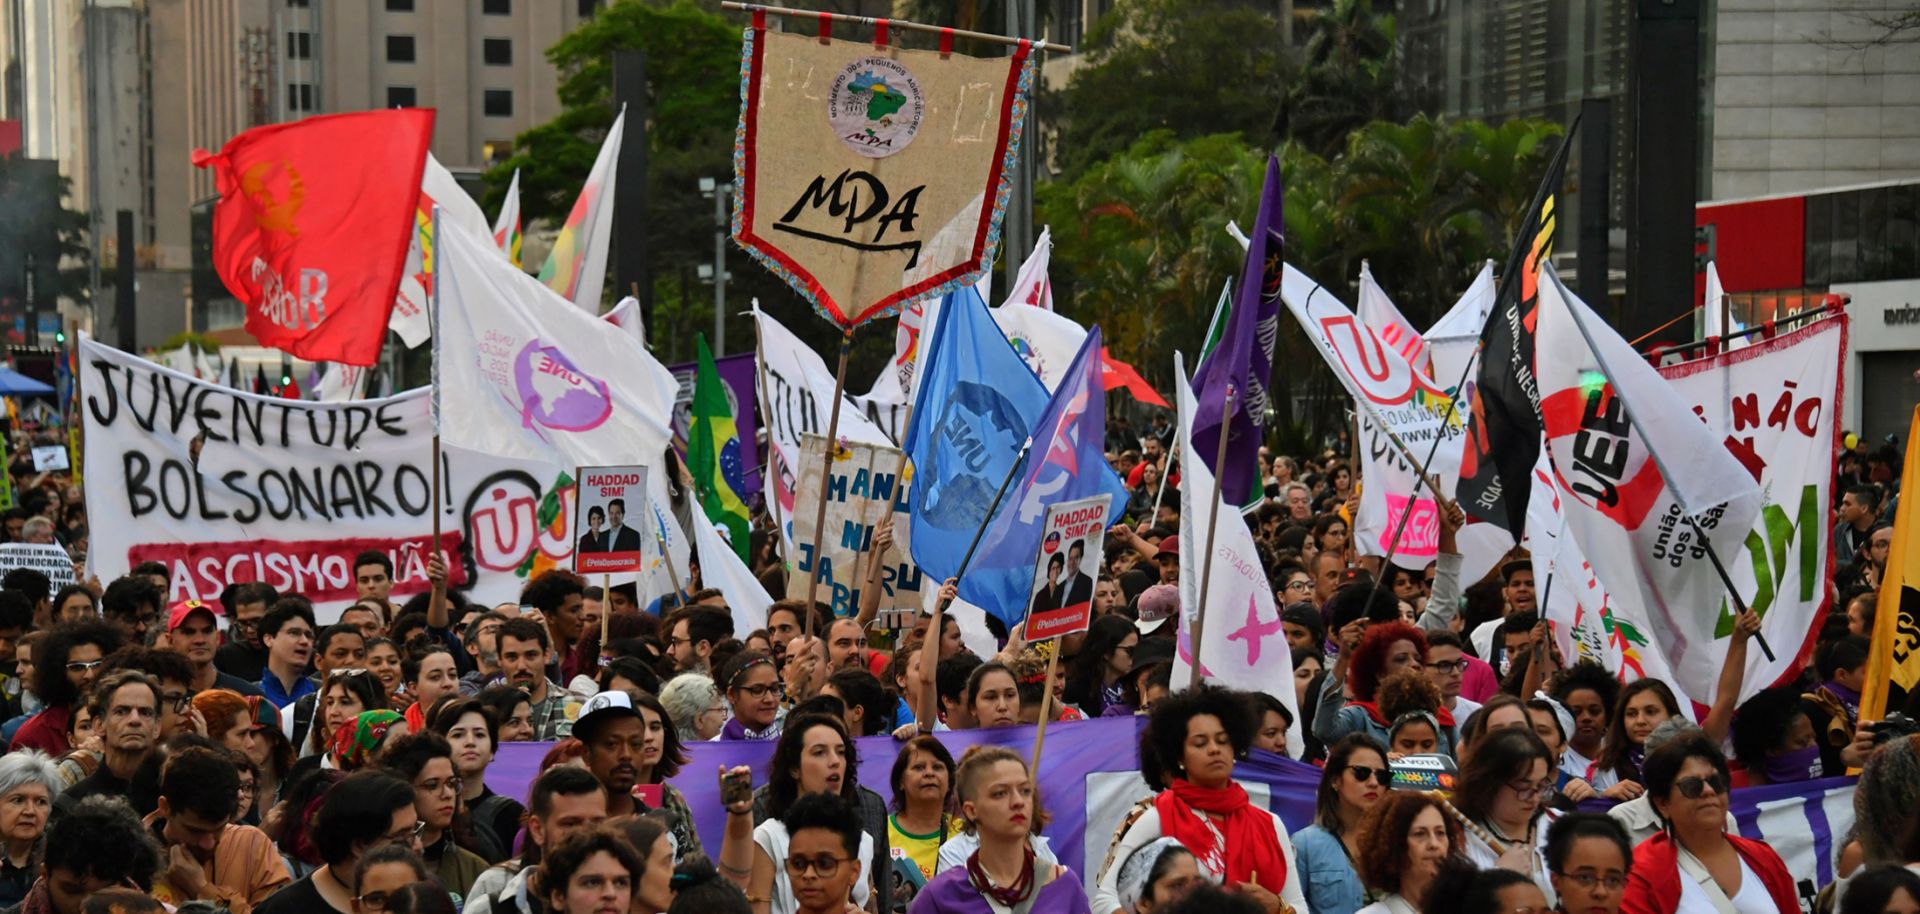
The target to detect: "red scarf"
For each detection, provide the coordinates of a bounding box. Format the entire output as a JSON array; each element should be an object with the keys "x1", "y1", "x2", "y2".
[
  {"x1": 1350, "y1": 700, "x2": 1455, "y2": 729},
  {"x1": 1154, "y1": 778, "x2": 1287, "y2": 896}
]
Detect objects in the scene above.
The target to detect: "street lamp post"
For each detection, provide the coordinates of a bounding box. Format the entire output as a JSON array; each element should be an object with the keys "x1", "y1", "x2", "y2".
[{"x1": 699, "y1": 177, "x2": 732, "y2": 354}]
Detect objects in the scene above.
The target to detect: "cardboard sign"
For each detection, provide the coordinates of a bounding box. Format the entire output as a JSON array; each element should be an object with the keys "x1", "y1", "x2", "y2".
[
  {"x1": 574, "y1": 466, "x2": 650, "y2": 574},
  {"x1": 1024, "y1": 495, "x2": 1109, "y2": 640},
  {"x1": 0, "y1": 543, "x2": 77, "y2": 590},
  {"x1": 787, "y1": 434, "x2": 924, "y2": 618},
  {"x1": 30, "y1": 446, "x2": 68, "y2": 472}
]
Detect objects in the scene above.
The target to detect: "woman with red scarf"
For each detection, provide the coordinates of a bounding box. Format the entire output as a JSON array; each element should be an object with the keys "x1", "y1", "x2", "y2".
[
  {"x1": 1093, "y1": 686, "x2": 1305, "y2": 914},
  {"x1": 1313, "y1": 621, "x2": 1438, "y2": 752}
]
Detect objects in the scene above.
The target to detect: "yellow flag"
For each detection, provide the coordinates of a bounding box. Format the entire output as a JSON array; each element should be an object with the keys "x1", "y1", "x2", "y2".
[{"x1": 1862, "y1": 405, "x2": 1920, "y2": 721}]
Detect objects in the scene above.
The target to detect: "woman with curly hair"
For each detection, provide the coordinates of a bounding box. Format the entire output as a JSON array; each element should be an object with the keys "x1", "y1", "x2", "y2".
[
  {"x1": 1375, "y1": 669, "x2": 1450, "y2": 758},
  {"x1": 1351, "y1": 792, "x2": 1462, "y2": 914},
  {"x1": 1314, "y1": 622, "x2": 1430, "y2": 749},
  {"x1": 1093, "y1": 685, "x2": 1306, "y2": 914}
]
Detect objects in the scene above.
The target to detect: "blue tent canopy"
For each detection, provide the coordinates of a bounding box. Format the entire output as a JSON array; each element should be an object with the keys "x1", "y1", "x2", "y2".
[{"x1": 0, "y1": 367, "x2": 54, "y2": 396}]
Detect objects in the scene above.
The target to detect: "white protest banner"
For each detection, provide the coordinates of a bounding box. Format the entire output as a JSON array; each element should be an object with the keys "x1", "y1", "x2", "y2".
[
  {"x1": 80, "y1": 334, "x2": 571, "y2": 619},
  {"x1": 1285, "y1": 264, "x2": 1464, "y2": 567},
  {"x1": 0, "y1": 543, "x2": 76, "y2": 590},
  {"x1": 1643, "y1": 314, "x2": 1844, "y2": 702},
  {"x1": 574, "y1": 466, "x2": 649, "y2": 574},
  {"x1": 786, "y1": 434, "x2": 924, "y2": 619},
  {"x1": 1025, "y1": 495, "x2": 1108, "y2": 640},
  {"x1": 30, "y1": 446, "x2": 68, "y2": 472},
  {"x1": 753, "y1": 307, "x2": 893, "y2": 533}
]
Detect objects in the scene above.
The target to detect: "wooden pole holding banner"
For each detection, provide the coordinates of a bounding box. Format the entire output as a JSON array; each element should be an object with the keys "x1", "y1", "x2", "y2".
[
  {"x1": 658, "y1": 526, "x2": 687, "y2": 611},
  {"x1": 428, "y1": 206, "x2": 444, "y2": 562},
  {"x1": 802, "y1": 331, "x2": 855, "y2": 639},
  {"x1": 1029, "y1": 640, "x2": 1061, "y2": 772},
  {"x1": 718, "y1": 1, "x2": 1071, "y2": 52},
  {"x1": 1187, "y1": 385, "x2": 1235, "y2": 690}
]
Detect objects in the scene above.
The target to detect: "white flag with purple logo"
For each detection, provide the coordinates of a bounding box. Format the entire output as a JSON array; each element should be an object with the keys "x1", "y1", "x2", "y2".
[
  {"x1": 1172, "y1": 351, "x2": 1302, "y2": 757},
  {"x1": 435, "y1": 218, "x2": 676, "y2": 469}
]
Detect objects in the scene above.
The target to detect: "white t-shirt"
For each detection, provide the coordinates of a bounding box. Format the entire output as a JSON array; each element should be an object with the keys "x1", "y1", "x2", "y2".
[
  {"x1": 1462, "y1": 812, "x2": 1557, "y2": 906},
  {"x1": 1675, "y1": 855, "x2": 1774, "y2": 914},
  {"x1": 752, "y1": 818, "x2": 873, "y2": 914}
]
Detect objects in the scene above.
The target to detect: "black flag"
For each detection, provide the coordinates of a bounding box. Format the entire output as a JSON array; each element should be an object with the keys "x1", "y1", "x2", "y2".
[{"x1": 1455, "y1": 117, "x2": 1579, "y2": 534}]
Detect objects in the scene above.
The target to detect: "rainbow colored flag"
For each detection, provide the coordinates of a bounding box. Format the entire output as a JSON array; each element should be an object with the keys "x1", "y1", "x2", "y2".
[
  {"x1": 687, "y1": 333, "x2": 750, "y2": 561},
  {"x1": 537, "y1": 107, "x2": 624, "y2": 313}
]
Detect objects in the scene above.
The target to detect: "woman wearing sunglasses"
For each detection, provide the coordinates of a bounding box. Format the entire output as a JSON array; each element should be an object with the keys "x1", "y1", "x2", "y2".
[
  {"x1": 1619, "y1": 734, "x2": 1796, "y2": 914},
  {"x1": 1292, "y1": 734, "x2": 1391, "y2": 914},
  {"x1": 1452, "y1": 728, "x2": 1557, "y2": 904}
]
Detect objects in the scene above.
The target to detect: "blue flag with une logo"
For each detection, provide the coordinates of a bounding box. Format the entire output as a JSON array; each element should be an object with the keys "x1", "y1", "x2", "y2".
[{"x1": 904, "y1": 285, "x2": 1129, "y2": 629}]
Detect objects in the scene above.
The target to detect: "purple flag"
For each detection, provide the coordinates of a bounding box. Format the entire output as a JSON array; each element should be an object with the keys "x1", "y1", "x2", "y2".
[{"x1": 1192, "y1": 156, "x2": 1282, "y2": 506}]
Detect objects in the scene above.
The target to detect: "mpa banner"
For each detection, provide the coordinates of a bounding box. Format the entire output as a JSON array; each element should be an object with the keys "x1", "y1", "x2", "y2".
[
  {"x1": 1025, "y1": 495, "x2": 1109, "y2": 640},
  {"x1": 79, "y1": 336, "x2": 570, "y2": 619},
  {"x1": 786, "y1": 435, "x2": 924, "y2": 619},
  {"x1": 573, "y1": 466, "x2": 649, "y2": 574},
  {"x1": 1649, "y1": 315, "x2": 1845, "y2": 701},
  {"x1": 733, "y1": 25, "x2": 1035, "y2": 329}
]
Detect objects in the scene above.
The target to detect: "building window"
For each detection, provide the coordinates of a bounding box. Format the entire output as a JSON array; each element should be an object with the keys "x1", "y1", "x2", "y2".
[
  {"x1": 288, "y1": 0, "x2": 310, "y2": 6},
  {"x1": 483, "y1": 38, "x2": 512, "y2": 66},
  {"x1": 287, "y1": 82, "x2": 315, "y2": 112},
  {"x1": 483, "y1": 0, "x2": 510, "y2": 14},
  {"x1": 387, "y1": 35, "x2": 416, "y2": 63},
  {"x1": 386, "y1": 0, "x2": 414, "y2": 9},
  {"x1": 578, "y1": 0, "x2": 599, "y2": 15},
  {"x1": 286, "y1": 31, "x2": 312, "y2": 59},
  {"x1": 483, "y1": 89, "x2": 513, "y2": 117},
  {"x1": 387, "y1": 86, "x2": 417, "y2": 108}
]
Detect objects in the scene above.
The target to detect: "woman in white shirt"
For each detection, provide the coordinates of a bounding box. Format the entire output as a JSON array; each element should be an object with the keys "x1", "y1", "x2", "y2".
[
  {"x1": 716, "y1": 713, "x2": 874, "y2": 914},
  {"x1": 1093, "y1": 686, "x2": 1306, "y2": 914},
  {"x1": 1451, "y1": 727, "x2": 1558, "y2": 905}
]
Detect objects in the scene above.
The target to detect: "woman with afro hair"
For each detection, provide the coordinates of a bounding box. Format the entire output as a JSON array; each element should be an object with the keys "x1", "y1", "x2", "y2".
[
  {"x1": 1314, "y1": 622, "x2": 1432, "y2": 751},
  {"x1": 1092, "y1": 685, "x2": 1306, "y2": 914}
]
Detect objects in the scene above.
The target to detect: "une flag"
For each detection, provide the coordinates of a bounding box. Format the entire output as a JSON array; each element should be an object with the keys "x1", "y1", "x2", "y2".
[
  {"x1": 539, "y1": 107, "x2": 624, "y2": 313},
  {"x1": 688, "y1": 333, "x2": 751, "y2": 562},
  {"x1": 494, "y1": 168, "x2": 524, "y2": 267},
  {"x1": 1458, "y1": 121, "x2": 1576, "y2": 534},
  {"x1": 904, "y1": 288, "x2": 1129, "y2": 628},
  {"x1": 435, "y1": 217, "x2": 675, "y2": 470},
  {"x1": 1191, "y1": 156, "x2": 1282, "y2": 507},
  {"x1": 1865, "y1": 406, "x2": 1920, "y2": 720},
  {"x1": 1534, "y1": 264, "x2": 1761, "y2": 704},
  {"x1": 1172, "y1": 351, "x2": 1302, "y2": 757},
  {"x1": 193, "y1": 109, "x2": 434, "y2": 366}
]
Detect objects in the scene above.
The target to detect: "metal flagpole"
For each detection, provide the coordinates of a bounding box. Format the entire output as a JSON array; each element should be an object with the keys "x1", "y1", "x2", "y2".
[
  {"x1": 429, "y1": 206, "x2": 443, "y2": 553},
  {"x1": 1187, "y1": 385, "x2": 1235, "y2": 690}
]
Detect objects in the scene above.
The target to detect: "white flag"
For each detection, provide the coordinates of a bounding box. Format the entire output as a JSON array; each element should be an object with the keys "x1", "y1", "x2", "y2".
[
  {"x1": 635, "y1": 466, "x2": 692, "y2": 608},
  {"x1": 751, "y1": 306, "x2": 893, "y2": 544},
  {"x1": 317, "y1": 364, "x2": 367, "y2": 402},
  {"x1": 435, "y1": 217, "x2": 675, "y2": 470},
  {"x1": 1003, "y1": 226, "x2": 1054, "y2": 310},
  {"x1": 493, "y1": 168, "x2": 523, "y2": 266},
  {"x1": 538, "y1": 107, "x2": 624, "y2": 313},
  {"x1": 1425, "y1": 261, "x2": 1496, "y2": 387},
  {"x1": 689, "y1": 509, "x2": 774, "y2": 645},
  {"x1": 1535, "y1": 264, "x2": 1763, "y2": 703},
  {"x1": 604, "y1": 295, "x2": 648, "y2": 349},
  {"x1": 989, "y1": 302, "x2": 1086, "y2": 392},
  {"x1": 1172, "y1": 352, "x2": 1303, "y2": 757},
  {"x1": 1356, "y1": 262, "x2": 1427, "y2": 371},
  {"x1": 391, "y1": 154, "x2": 496, "y2": 347}
]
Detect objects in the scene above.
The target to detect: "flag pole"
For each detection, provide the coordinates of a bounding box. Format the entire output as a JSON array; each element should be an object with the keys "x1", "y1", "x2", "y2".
[
  {"x1": 937, "y1": 439, "x2": 1034, "y2": 612},
  {"x1": 1682, "y1": 517, "x2": 1775, "y2": 663},
  {"x1": 429, "y1": 206, "x2": 443, "y2": 556},
  {"x1": 1029, "y1": 638, "x2": 1061, "y2": 772},
  {"x1": 1187, "y1": 385, "x2": 1235, "y2": 690},
  {"x1": 658, "y1": 525, "x2": 687, "y2": 610},
  {"x1": 804, "y1": 330, "x2": 856, "y2": 639}
]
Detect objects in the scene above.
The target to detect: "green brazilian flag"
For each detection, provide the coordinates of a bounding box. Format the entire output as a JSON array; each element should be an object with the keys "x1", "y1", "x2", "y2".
[{"x1": 687, "y1": 333, "x2": 751, "y2": 561}]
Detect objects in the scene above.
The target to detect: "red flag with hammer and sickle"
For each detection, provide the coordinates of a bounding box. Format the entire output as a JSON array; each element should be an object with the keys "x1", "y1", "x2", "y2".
[{"x1": 193, "y1": 109, "x2": 434, "y2": 366}]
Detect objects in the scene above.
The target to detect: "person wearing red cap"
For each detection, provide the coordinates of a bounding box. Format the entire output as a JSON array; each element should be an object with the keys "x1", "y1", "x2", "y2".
[
  {"x1": 1153, "y1": 535, "x2": 1180, "y2": 586},
  {"x1": 166, "y1": 601, "x2": 265, "y2": 699}
]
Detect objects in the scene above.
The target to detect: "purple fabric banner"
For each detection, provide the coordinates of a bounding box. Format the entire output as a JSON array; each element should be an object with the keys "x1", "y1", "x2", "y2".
[{"x1": 667, "y1": 352, "x2": 761, "y2": 500}]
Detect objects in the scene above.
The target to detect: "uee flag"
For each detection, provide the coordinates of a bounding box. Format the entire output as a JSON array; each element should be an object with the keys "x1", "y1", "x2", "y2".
[
  {"x1": 1534, "y1": 264, "x2": 1762, "y2": 704},
  {"x1": 193, "y1": 109, "x2": 434, "y2": 366},
  {"x1": 1864, "y1": 406, "x2": 1920, "y2": 720}
]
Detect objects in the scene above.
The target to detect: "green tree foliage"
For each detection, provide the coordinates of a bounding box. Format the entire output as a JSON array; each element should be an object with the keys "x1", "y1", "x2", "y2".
[
  {"x1": 1047, "y1": 0, "x2": 1289, "y2": 179},
  {"x1": 1281, "y1": 0, "x2": 1398, "y2": 157},
  {"x1": 0, "y1": 157, "x2": 90, "y2": 310},
  {"x1": 1042, "y1": 117, "x2": 1563, "y2": 441}
]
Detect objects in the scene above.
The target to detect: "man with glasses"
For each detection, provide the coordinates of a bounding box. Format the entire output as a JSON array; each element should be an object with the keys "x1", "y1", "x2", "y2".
[
  {"x1": 65, "y1": 670, "x2": 162, "y2": 806},
  {"x1": 167, "y1": 600, "x2": 264, "y2": 698},
  {"x1": 665, "y1": 606, "x2": 733, "y2": 676},
  {"x1": 1422, "y1": 631, "x2": 1480, "y2": 740},
  {"x1": 215, "y1": 583, "x2": 276, "y2": 683},
  {"x1": 146, "y1": 745, "x2": 288, "y2": 911},
  {"x1": 101, "y1": 576, "x2": 163, "y2": 647},
  {"x1": 257, "y1": 599, "x2": 318, "y2": 709},
  {"x1": 255, "y1": 769, "x2": 419, "y2": 914}
]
